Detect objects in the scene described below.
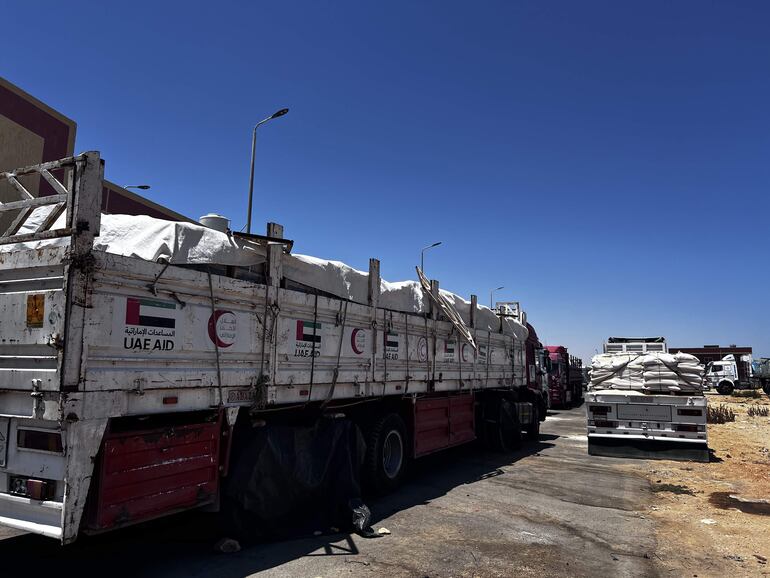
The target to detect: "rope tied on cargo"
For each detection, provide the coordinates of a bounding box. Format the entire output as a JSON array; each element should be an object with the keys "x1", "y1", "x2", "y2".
[
  {"x1": 404, "y1": 313, "x2": 410, "y2": 395},
  {"x1": 321, "y1": 299, "x2": 348, "y2": 409},
  {"x1": 258, "y1": 282, "x2": 270, "y2": 385},
  {"x1": 147, "y1": 259, "x2": 171, "y2": 296},
  {"x1": 381, "y1": 309, "x2": 389, "y2": 398},
  {"x1": 306, "y1": 292, "x2": 319, "y2": 405},
  {"x1": 207, "y1": 271, "x2": 224, "y2": 406}
]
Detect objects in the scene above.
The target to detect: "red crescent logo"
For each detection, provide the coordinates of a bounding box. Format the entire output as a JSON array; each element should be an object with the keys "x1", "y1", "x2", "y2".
[
  {"x1": 351, "y1": 328, "x2": 365, "y2": 355},
  {"x1": 208, "y1": 310, "x2": 236, "y2": 348}
]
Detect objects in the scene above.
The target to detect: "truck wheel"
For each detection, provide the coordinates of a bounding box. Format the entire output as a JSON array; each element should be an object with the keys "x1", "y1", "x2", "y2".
[
  {"x1": 764, "y1": 382, "x2": 770, "y2": 396},
  {"x1": 717, "y1": 381, "x2": 734, "y2": 395},
  {"x1": 364, "y1": 413, "x2": 407, "y2": 494},
  {"x1": 526, "y1": 405, "x2": 540, "y2": 441},
  {"x1": 538, "y1": 396, "x2": 548, "y2": 422},
  {"x1": 485, "y1": 396, "x2": 521, "y2": 452}
]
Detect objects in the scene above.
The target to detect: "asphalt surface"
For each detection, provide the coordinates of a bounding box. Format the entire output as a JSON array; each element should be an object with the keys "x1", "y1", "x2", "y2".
[{"x1": 0, "y1": 406, "x2": 658, "y2": 577}]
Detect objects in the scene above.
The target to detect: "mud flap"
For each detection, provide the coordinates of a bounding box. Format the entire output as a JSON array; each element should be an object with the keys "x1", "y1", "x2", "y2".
[
  {"x1": 588, "y1": 437, "x2": 709, "y2": 463},
  {"x1": 62, "y1": 419, "x2": 109, "y2": 543},
  {"x1": 223, "y1": 417, "x2": 368, "y2": 540}
]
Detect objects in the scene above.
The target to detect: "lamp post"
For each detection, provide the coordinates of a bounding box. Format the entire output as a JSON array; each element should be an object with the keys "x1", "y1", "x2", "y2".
[
  {"x1": 123, "y1": 185, "x2": 151, "y2": 190},
  {"x1": 420, "y1": 241, "x2": 442, "y2": 275},
  {"x1": 246, "y1": 108, "x2": 289, "y2": 234},
  {"x1": 490, "y1": 285, "x2": 504, "y2": 309}
]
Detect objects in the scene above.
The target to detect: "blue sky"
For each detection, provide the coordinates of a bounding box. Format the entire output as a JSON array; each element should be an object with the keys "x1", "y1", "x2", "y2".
[{"x1": 3, "y1": 1, "x2": 769, "y2": 361}]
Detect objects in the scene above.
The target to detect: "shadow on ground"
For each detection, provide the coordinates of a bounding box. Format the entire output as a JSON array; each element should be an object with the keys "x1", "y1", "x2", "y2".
[{"x1": 0, "y1": 437, "x2": 556, "y2": 578}]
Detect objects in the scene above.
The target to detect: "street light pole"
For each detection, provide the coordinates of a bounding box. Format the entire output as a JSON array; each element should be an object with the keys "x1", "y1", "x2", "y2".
[
  {"x1": 490, "y1": 285, "x2": 504, "y2": 309},
  {"x1": 420, "y1": 241, "x2": 442, "y2": 275},
  {"x1": 246, "y1": 108, "x2": 289, "y2": 234},
  {"x1": 123, "y1": 185, "x2": 151, "y2": 190}
]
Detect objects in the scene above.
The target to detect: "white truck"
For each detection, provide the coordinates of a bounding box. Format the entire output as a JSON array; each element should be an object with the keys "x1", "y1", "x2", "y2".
[
  {"x1": 705, "y1": 354, "x2": 770, "y2": 396},
  {"x1": 0, "y1": 152, "x2": 541, "y2": 543},
  {"x1": 585, "y1": 337, "x2": 709, "y2": 462}
]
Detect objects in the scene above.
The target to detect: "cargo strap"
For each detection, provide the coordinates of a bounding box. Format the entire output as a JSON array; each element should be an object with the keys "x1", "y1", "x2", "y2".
[
  {"x1": 322, "y1": 299, "x2": 348, "y2": 408},
  {"x1": 207, "y1": 272, "x2": 224, "y2": 406},
  {"x1": 258, "y1": 282, "x2": 270, "y2": 383},
  {"x1": 423, "y1": 316, "x2": 431, "y2": 384},
  {"x1": 381, "y1": 309, "x2": 389, "y2": 397},
  {"x1": 404, "y1": 313, "x2": 410, "y2": 395},
  {"x1": 147, "y1": 260, "x2": 170, "y2": 296},
  {"x1": 306, "y1": 292, "x2": 319, "y2": 404}
]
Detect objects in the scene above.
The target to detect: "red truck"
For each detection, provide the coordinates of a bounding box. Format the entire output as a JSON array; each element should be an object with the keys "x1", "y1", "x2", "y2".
[{"x1": 546, "y1": 346, "x2": 584, "y2": 408}]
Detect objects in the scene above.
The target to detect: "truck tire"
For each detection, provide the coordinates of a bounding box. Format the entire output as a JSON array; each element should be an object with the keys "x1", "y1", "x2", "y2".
[
  {"x1": 485, "y1": 396, "x2": 521, "y2": 452},
  {"x1": 526, "y1": 404, "x2": 540, "y2": 441},
  {"x1": 364, "y1": 413, "x2": 407, "y2": 494},
  {"x1": 717, "y1": 381, "x2": 734, "y2": 395},
  {"x1": 763, "y1": 382, "x2": 770, "y2": 396}
]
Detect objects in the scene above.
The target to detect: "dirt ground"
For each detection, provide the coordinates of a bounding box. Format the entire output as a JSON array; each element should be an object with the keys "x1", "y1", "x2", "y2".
[{"x1": 631, "y1": 392, "x2": 770, "y2": 577}]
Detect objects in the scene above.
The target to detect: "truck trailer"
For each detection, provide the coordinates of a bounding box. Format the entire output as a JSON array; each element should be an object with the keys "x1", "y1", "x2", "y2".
[
  {"x1": 0, "y1": 153, "x2": 542, "y2": 543},
  {"x1": 585, "y1": 337, "x2": 709, "y2": 462}
]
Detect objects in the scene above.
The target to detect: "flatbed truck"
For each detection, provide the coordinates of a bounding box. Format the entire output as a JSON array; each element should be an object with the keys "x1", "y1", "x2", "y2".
[
  {"x1": 586, "y1": 337, "x2": 709, "y2": 462},
  {"x1": 0, "y1": 153, "x2": 541, "y2": 543}
]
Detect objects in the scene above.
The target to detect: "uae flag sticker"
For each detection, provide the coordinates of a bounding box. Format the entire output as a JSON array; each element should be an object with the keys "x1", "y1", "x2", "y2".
[
  {"x1": 126, "y1": 297, "x2": 176, "y2": 328},
  {"x1": 296, "y1": 320, "x2": 322, "y2": 343},
  {"x1": 384, "y1": 332, "x2": 399, "y2": 350}
]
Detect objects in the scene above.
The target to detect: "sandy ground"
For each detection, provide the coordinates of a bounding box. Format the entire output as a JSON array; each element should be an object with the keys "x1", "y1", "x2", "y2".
[{"x1": 630, "y1": 392, "x2": 770, "y2": 577}]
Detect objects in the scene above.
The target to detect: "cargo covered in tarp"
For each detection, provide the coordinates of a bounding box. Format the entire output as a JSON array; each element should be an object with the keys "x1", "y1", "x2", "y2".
[{"x1": 3, "y1": 210, "x2": 528, "y2": 341}]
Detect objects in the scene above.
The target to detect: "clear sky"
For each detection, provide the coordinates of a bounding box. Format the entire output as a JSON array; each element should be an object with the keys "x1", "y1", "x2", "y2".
[{"x1": 3, "y1": 1, "x2": 769, "y2": 361}]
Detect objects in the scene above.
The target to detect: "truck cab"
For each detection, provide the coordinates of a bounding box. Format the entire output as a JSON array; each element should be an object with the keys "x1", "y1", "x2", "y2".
[
  {"x1": 705, "y1": 354, "x2": 769, "y2": 395},
  {"x1": 704, "y1": 355, "x2": 741, "y2": 394},
  {"x1": 546, "y1": 346, "x2": 571, "y2": 408}
]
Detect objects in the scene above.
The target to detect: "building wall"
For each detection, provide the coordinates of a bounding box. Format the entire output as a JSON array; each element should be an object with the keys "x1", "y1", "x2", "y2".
[{"x1": 1, "y1": 76, "x2": 189, "y2": 226}]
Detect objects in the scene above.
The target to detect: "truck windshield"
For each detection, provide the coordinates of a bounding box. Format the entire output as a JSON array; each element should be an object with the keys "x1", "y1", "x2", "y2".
[{"x1": 711, "y1": 364, "x2": 723, "y2": 372}]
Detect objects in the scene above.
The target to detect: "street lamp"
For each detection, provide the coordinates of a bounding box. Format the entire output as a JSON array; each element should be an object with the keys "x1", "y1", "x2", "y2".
[
  {"x1": 490, "y1": 285, "x2": 504, "y2": 309},
  {"x1": 124, "y1": 185, "x2": 151, "y2": 190},
  {"x1": 420, "y1": 241, "x2": 442, "y2": 275},
  {"x1": 246, "y1": 108, "x2": 289, "y2": 234}
]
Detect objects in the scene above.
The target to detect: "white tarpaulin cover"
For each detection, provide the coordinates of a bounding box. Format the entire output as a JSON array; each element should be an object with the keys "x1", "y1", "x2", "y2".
[
  {"x1": 5, "y1": 210, "x2": 527, "y2": 342},
  {"x1": 285, "y1": 256, "x2": 528, "y2": 341},
  {"x1": 589, "y1": 351, "x2": 704, "y2": 393},
  {"x1": 2, "y1": 209, "x2": 268, "y2": 266}
]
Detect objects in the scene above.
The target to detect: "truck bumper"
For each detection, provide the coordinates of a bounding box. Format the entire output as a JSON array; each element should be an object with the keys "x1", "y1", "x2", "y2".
[
  {"x1": 587, "y1": 435, "x2": 709, "y2": 462},
  {"x1": 0, "y1": 492, "x2": 63, "y2": 539}
]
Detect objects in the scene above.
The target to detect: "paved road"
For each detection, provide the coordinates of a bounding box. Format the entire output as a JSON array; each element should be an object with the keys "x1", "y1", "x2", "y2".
[{"x1": 0, "y1": 406, "x2": 657, "y2": 577}]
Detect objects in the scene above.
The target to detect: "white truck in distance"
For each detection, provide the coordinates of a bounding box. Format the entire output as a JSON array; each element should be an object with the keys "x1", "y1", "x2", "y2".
[
  {"x1": 0, "y1": 153, "x2": 542, "y2": 543},
  {"x1": 705, "y1": 355, "x2": 770, "y2": 396},
  {"x1": 586, "y1": 337, "x2": 709, "y2": 462}
]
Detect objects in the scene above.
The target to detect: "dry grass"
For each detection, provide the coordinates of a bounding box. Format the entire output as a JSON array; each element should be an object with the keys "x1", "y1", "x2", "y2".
[
  {"x1": 747, "y1": 405, "x2": 769, "y2": 418},
  {"x1": 707, "y1": 404, "x2": 736, "y2": 424}
]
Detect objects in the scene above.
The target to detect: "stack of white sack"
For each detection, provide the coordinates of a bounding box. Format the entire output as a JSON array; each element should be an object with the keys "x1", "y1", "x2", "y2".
[
  {"x1": 590, "y1": 352, "x2": 704, "y2": 393},
  {"x1": 641, "y1": 352, "x2": 704, "y2": 393},
  {"x1": 589, "y1": 354, "x2": 644, "y2": 389}
]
